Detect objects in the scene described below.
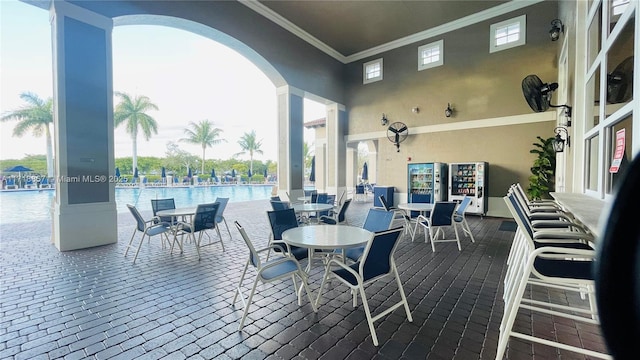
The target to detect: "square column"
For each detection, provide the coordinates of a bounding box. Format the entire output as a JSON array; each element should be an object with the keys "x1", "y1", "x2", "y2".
[
  {"x1": 51, "y1": 2, "x2": 117, "y2": 251},
  {"x1": 325, "y1": 103, "x2": 347, "y2": 196},
  {"x1": 276, "y1": 86, "x2": 305, "y2": 195}
]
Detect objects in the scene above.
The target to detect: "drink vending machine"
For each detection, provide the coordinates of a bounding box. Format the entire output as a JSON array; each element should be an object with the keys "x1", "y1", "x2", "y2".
[
  {"x1": 407, "y1": 162, "x2": 448, "y2": 203},
  {"x1": 448, "y1": 162, "x2": 488, "y2": 215}
]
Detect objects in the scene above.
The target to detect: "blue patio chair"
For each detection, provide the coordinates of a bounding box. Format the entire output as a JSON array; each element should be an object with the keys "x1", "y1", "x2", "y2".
[
  {"x1": 415, "y1": 201, "x2": 459, "y2": 251},
  {"x1": 320, "y1": 198, "x2": 352, "y2": 225},
  {"x1": 453, "y1": 196, "x2": 475, "y2": 243},
  {"x1": 124, "y1": 204, "x2": 172, "y2": 264},
  {"x1": 344, "y1": 207, "x2": 395, "y2": 262},
  {"x1": 270, "y1": 200, "x2": 291, "y2": 211},
  {"x1": 174, "y1": 202, "x2": 222, "y2": 259},
  {"x1": 266, "y1": 208, "x2": 309, "y2": 261},
  {"x1": 233, "y1": 221, "x2": 316, "y2": 331},
  {"x1": 5, "y1": 177, "x2": 17, "y2": 189},
  {"x1": 214, "y1": 197, "x2": 232, "y2": 239},
  {"x1": 315, "y1": 227, "x2": 412, "y2": 346},
  {"x1": 151, "y1": 198, "x2": 177, "y2": 225}
]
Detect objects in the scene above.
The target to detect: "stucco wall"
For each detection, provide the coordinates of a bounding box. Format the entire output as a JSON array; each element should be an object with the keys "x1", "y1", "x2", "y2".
[{"x1": 343, "y1": 1, "x2": 560, "y2": 208}]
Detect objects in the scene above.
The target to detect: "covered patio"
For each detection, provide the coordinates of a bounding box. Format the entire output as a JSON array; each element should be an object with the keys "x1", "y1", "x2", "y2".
[{"x1": 0, "y1": 199, "x2": 607, "y2": 359}]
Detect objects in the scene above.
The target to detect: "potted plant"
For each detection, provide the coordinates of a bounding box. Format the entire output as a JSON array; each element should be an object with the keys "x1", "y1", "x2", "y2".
[{"x1": 528, "y1": 136, "x2": 556, "y2": 200}]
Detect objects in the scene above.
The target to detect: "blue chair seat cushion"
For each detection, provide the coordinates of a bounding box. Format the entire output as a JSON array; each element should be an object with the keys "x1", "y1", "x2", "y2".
[
  {"x1": 534, "y1": 258, "x2": 593, "y2": 280},
  {"x1": 260, "y1": 259, "x2": 300, "y2": 281},
  {"x1": 147, "y1": 224, "x2": 170, "y2": 236}
]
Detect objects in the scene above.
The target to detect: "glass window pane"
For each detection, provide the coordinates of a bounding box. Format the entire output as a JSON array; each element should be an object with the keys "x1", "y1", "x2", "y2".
[
  {"x1": 588, "y1": 4, "x2": 602, "y2": 66},
  {"x1": 606, "y1": 115, "x2": 633, "y2": 194},
  {"x1": 585, "y1": 66, "x2": 601, "y2": 130},
  {"x1": 587, "y1": 135, "x2": 600, "y2": 192},
  {"x1": 605, "y1": 13, "x2": 634, "y2": 117}
]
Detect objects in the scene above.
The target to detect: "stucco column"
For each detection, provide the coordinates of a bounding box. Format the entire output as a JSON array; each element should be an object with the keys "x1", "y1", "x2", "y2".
[
  {"x1": 325, "y1": 103, "x2": 347, "y2": 196},
  {"x1": 346, "y1": 144, "x2": 358, "y2": 191},
  {"x1": 276, "y1": 86, "x2": 304, "y2": 196},
  {"x1": 51, "y1": 1, "x2": 117, "y2": 251},
  {"x1": 315, "y1": 141, "x2": 326, "y2": 191}
]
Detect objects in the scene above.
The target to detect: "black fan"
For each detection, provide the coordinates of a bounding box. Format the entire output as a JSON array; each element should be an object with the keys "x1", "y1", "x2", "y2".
[
  {"x1": 387, "y1": 122, "x2": 408, "y2": 152},
  {"x1": 607, "y1": 56, "x2": 633, "y2": 104},
  {"x1": 521, "y1": 74, "x2": 572, "y2": 117}
]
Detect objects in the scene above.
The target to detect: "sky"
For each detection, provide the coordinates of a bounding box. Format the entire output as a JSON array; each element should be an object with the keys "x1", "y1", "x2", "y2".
[{"x1": 0, "y1": 0, "x2": 324, "y2": 162}]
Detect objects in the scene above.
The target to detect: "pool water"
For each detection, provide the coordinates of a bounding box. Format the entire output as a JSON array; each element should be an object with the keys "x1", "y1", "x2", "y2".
[{"x1": 0, "y1": 185, "x2": 273, "y2": 224}]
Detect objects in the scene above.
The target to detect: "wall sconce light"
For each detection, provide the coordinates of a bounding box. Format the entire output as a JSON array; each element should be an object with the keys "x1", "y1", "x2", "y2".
[
  {"x1": 445, "y1": 103, "x2": 453, "y2": 117},
  {"x1": 553, "y1": 126, "x2": 570, "y2": 152},
  {"x1": 381, "y1": 113, "x2": 388, "y2": 126},
  {"x1": 549, "y1": 19, "x2": 564, "y2": 41}
]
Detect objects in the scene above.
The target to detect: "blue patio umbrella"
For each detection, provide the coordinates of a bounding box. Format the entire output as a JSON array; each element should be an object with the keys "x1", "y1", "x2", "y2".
[
  {"x1": 248, "y1": 169, "x2": 252, "y2": 178},
  {"x1": 362, "y1": 162, "x2": 368, "y2": 181},
  {"x1": 211, "y1": 168, "x2": 217, "y2": 182},
  {"x1": 161, "y1": 167, "x2": 166, "y2": 178},
  {"x1": 187, "y1": 168, "x2": 192, "y2": 178},
  {"x1": 263, "y1": 168, "x2": 268, "y2": 178},
  {"x1": 133, "y1": 167, "x2": 139, "y2": 179},
  {"x1": 115, "y1": 167, "x2": 121, "y2": 178},
  {"x1": 5, "y1": 165, "x2": 33, "y2": 172},
  {"x1": 309, "y1": 156, "x2": 316, "y2": 182},
  {"x1": 231, "y1": 169, "x2": 236, "y2": 178}
]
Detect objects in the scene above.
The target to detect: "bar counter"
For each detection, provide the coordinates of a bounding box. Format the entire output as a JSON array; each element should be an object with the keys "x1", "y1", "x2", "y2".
[{"x1": 550, "y1": 192, "x2": 610, "y2": 237}]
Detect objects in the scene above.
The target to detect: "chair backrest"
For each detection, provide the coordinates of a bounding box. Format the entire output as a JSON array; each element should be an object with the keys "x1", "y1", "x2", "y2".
[
  {"x1": 151, "y1": 198, "x2": 176, "y2": 223},
  {"x1": 326, "y1": 194, "x2": 336, "y2": 206},
  {"x1": 127, "y1": 204, "x2": 147, "y2": 232},
  {"x1": 316, "y1": 193, "x2": 330, "y2": 216},
  {"x1": 356, "y1": 185, "x2": 365, "y2": 194},
  {"x1": 215, "y1": 197, "x2": 229, "y2": 223},
  {"x1": 363, "y1": 207, "x2": 395, "y2": 232},
  {"x1": 505, "y1": 192, "x2": 535, "y2": 239},
  {"x1": 411, "y1": 193, "x2": 431, "y2": 204},
  {"x1": 337, "y1": 198, "x2": 352, "y2": 222},
  {"x1": 304, "y1": 189, "x2": 317, "y2": 197},
  {"x1": 454, "y1": 196, "x2": 472, "y2": 219},
  {"x1": 359, "y1": 227, "x2": 404, "y2": 281},
  {"x1": 311, "y1": 192, "x2": 319, "y2": 203},
  {"x1": 270, "y1": 200, "x2": 291, "y2": 211},
  {"x1": 235, "y1": 221, "x2": 261, "y2": 269},
  {"x1": 192, "y1": 202, "x2": 219, "y2": 233},
  {"x1": 267, "y1": 208, "x2": 298, "y2": 241},
  {"x1": 336, "y1": 190, "x2": 346, "y2": 206},
  {"x1": 378, "y1": 195, "x2": 392, "y2": 211},
  {"x1": 429, "y1": 201, "x2": 457, "y2": 226},
  {"x1": 270, "y1": 196, "x2": 281, "y2": 201},
  {"x1": 288, "y1": 189, "x2": 305, "y2": 204},
  {"x1": 41, "y1": 177, "x2": 49, "y2": 185}
]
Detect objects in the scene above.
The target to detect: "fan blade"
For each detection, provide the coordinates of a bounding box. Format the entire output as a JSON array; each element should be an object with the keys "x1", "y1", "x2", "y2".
[
  {"x1": 395, "y1": 133, "x2": 399, "y2": 143},
  {"x1": 389, "y1": 127, "x2": 399, "y2": 134},
  {"x1": 397, "y1": 125, "x2": 407, "y2": 133}
]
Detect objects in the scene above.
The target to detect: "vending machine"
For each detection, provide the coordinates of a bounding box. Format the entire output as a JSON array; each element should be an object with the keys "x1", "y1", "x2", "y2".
[
  {"x1": 448, "y1": 162, "x2": 488, "y2": 215},
  {"x1": 407, "y1": 163, "x2": 448, "y2": 203}
]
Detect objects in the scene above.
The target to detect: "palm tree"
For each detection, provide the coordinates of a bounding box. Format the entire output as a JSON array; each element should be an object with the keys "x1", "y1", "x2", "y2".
[
  {"x1": 113, "y1": 92, "x2": 159, "y2": 173},
  {"x1": 180, "y1": 119, "x2": 225, "y2": 174},
  {"x1": 1, "y1": 92, "x2": 54, "y2": 177},
  {"x1": 235, "y1": 130, "x2": 264, "y2": 176}
]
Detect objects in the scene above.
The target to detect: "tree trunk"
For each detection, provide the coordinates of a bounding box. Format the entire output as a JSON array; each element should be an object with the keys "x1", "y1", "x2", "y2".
[{"x1": 45, "y1": 124, "x2": 54, "y2": 178}]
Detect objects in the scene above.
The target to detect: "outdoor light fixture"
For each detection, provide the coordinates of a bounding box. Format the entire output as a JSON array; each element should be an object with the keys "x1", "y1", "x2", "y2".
[
  {"x1": 549, "y1": 19, "x2": 564, "y2": 41},
  {"x1": 381, "y1": 113, "x2": 388, "y2": 126},
  {"x1": 553, "y1": 126, "x2": 570, "y2": 152},
  {"x1": 445, "y1": 103, "x2": 453, "y2": 117}
]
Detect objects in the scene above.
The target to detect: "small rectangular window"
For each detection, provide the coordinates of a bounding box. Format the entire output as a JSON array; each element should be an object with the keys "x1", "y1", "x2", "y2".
[
  {"x1": 490, "y1": 15, "x2": 526, "y2": 53},
  {"x1": 363, "y1": 58, "x2": 383, "y2": 84},
  {"x1": 418, "y1": 40, "x2": 444, "y2": 71}
]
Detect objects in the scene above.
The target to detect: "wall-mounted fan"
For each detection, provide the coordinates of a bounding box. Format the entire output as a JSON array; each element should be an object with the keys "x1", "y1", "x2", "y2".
[
  {"x1": 387, "y1": 122, "x2": 408, "y2": 152},
  {"x1": 607, "y1": 56, "x2": 633, "y2": 104},
  {"x1": 521, "y1": 74, "x2": 572, "y2": 118}
]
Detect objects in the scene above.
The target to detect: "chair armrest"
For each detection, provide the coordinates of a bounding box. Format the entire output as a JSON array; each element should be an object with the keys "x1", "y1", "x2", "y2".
[{"x1": 326, "y1": 258, "x2": 360, "y2": 279}]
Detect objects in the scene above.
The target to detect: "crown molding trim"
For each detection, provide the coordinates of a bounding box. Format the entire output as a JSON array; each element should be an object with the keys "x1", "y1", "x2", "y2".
[{"x1": 241, "y1": 0, "x2": 544, "y2": 64}]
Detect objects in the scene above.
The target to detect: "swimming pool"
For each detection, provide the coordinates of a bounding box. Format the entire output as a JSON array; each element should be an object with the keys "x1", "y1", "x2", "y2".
[{"x1": 0, "y1": 185, "x2": 274, "y2": 224}]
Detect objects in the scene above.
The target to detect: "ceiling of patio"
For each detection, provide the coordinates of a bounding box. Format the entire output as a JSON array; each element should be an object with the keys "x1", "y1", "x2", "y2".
[{"x1": 253, "y1": 0, "x2": 511, "y2": 58}]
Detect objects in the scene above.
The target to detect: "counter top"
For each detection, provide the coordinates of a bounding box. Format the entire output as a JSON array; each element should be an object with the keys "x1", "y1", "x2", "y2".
[{"x1": 550, "y1": 192, "x2": 609, "y2": 237}]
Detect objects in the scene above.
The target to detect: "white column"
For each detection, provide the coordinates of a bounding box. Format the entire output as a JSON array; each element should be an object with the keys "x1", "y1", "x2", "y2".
[{"x1": 51, "y1": 1, "x2": 117, "y2": 251}]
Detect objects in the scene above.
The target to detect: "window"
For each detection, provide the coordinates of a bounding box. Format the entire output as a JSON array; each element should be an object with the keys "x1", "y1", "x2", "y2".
[
  {"x1": 363, "y1": 58, "x2": 383, "y2": 84},
  {"x1": 418, "y1": 40, "x2": 444, "y2": 71},
  {"x1": 490, "y1": 15, "x2": 526, "y2": 53}
]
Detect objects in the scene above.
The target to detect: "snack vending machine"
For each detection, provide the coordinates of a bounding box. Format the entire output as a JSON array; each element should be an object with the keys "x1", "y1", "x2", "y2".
[
  {"x1": 448, "y1": 162, "x2": 488, "y2": 215},
  {"x1": 407, "y1": 162, "x2": 448, "y2": 203}
]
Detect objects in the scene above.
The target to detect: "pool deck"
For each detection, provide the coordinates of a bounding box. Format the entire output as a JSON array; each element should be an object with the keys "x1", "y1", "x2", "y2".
[{"x1": 0, "y1": 198, "x2": 608, "y2": 359}]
